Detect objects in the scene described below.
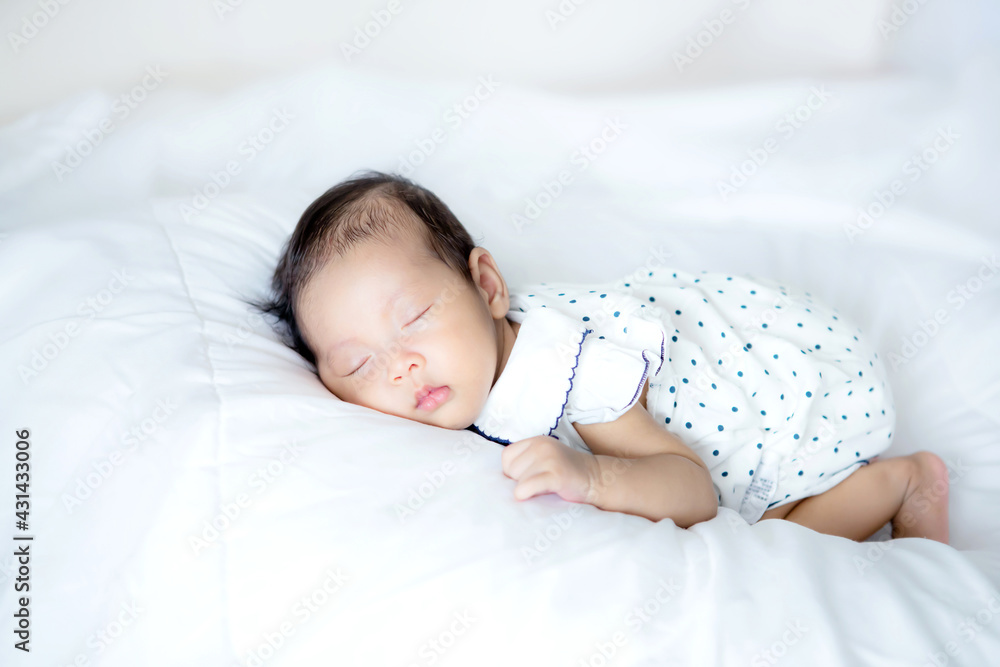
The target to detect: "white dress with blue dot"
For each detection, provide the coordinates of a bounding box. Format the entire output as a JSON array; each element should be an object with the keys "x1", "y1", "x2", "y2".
[{"x1": 468, "y1": 267, "x2": 895, "y2": 525}]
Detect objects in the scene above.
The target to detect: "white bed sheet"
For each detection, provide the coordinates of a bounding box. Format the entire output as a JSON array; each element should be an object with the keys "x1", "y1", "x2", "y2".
[{"x1": 1, "y1": 59, "x2": 999, "y2": 666}]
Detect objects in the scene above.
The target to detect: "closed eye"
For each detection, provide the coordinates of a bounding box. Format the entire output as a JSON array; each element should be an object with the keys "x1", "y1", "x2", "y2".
[
  {"x1": 406, "y1": 306, "x2": 430, "y2": 327},
  {"x1": 346, "y1": 307, "x2": 429, "y2": 377},
  {"x1": 347, "y1": 357, "x2": 369, "y2": 377}
]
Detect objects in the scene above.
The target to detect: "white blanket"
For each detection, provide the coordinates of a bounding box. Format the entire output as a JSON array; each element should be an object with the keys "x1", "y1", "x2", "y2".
[{"x1": 1, "y1": 59, "x2": 999, "y2": 666}]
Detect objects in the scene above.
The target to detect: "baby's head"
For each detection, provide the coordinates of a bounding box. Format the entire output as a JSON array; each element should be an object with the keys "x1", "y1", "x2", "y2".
[{"x1": 258, "y1": 170, "x2": 520, "y2": 430}]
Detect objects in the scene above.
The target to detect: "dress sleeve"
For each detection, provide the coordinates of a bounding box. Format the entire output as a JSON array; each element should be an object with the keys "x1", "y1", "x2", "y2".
[{"x1": 564, "y1": 309, "x2": 667, "y2": 426}]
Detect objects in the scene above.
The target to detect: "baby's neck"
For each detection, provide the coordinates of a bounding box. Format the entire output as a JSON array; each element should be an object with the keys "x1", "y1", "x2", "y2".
[{"x1": 494, "y1": 317, "x2": 520, "y2": 386}]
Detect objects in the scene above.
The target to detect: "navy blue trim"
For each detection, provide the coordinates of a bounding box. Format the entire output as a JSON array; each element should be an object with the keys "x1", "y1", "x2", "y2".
[
  {"x1": 469, "y1": 323, "x2": 590, "y2": 446},
  {"x1": 628, "y1": 358, "x2": 652, "y2": 410},
  {"x1": 466, "y1": 424, "x2": 512, "y2": 446},
  {"x1": 624, "y1": 329, "x2": 666, "y2": 411},
  {"x1": 545, "y1": 327, "x2": 591, "y2": 438},
  {"x1": 652, "y1": 329, "x2": 665, "y2": 376}
]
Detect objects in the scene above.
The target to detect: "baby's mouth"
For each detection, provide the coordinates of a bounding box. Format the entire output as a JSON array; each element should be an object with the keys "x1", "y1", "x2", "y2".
[{"x1": 416, "y1": 385, "x2": 450, "y2": 411}]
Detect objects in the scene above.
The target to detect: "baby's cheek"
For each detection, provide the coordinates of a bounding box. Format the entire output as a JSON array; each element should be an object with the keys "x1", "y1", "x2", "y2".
[
  {"x1": 322, "y1": 379, "x2": 344, "y2": 398},
  {"x1": 324, "y1": 371, "x2": 360, "y2": 400}
]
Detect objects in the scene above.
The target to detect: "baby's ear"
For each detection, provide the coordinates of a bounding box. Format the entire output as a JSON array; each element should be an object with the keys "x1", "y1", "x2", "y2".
[{"x1": 467, "y1": 248, "x2": 509, "y2": 317}]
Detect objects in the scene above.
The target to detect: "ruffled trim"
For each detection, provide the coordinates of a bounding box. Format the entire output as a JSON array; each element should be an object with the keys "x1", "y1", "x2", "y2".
[
  {"x1": 624, "y1": 319, "x2": 666, "y2": 410},
  {"x1": 627, "y1": 342, "x2": 662, "y2": 410},
  {"x1": 564, "y1": 310, "x2": 668, "y2": 425},
  {"x1": 470, "y1": 308, "x2": 591, "y2": 446},
  {"x1": 546, "y1": 327, "x2": 591, "y2": 437},
  {"x1": 465, "y1": 423, "x2": 512, "y2": 445}
]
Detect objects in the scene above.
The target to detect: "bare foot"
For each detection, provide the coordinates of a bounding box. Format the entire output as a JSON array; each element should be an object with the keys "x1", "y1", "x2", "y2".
[{"x1": 891, "y1": 452, "x2": 950, "y2": 544}]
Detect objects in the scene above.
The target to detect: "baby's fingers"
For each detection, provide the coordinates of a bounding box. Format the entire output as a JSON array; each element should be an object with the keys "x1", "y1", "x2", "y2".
[
  {"x1": 501, "y1": 438, "x2": 538, "y2": 478},
  {"x1": 513, "y1": 471, "x2": 556, "y2": 501}
]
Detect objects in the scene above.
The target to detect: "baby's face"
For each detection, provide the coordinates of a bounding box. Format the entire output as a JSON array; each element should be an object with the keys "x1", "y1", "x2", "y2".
[{"x1": 297, "y1": 235, "x2": 513, "y2": 430}]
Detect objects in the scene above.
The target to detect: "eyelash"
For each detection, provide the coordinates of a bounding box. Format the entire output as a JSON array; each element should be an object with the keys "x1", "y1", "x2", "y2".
[{"x1": 347, "y1": 307, "x2": 430, "y2": 376}]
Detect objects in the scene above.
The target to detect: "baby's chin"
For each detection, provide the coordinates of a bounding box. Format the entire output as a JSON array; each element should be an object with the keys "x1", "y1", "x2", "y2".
[
  {"x1": 419, "y1": 400, "x2": 481, "y2": 431},
  {"x1": 383, "y1": 409, "x2": 470, "y2": 431},
  {"x1": 416, "y1": 392, "x2": 488, "y2": 431},
  {"x1": 333, "y1": 395, "x2": 477, "y2": 431}
]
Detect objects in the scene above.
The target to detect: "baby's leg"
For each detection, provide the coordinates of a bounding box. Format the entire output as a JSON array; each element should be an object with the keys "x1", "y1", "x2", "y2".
[{"x1": 760, "y1": 452, "x2": 950, "y2": 544}]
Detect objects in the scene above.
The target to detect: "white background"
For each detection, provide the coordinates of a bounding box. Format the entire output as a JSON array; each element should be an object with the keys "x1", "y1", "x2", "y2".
[{"x1": 1, "y1": 0, "x2": 997, "y2": 123}]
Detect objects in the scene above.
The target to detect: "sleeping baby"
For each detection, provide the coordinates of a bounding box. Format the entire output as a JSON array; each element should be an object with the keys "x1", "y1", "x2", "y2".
[{"x1": 256, "y1": 170, "x2": 950, "y2": 544}]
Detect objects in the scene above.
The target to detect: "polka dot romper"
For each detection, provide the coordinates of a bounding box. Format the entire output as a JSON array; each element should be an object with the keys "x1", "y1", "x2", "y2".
[{"x1": 469, "y1": 267, "x2": 896, "y2": 524}]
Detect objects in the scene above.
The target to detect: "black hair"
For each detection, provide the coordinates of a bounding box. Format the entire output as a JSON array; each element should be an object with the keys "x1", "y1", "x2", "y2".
[{"x1": 249, "y1": 170, "x2": 480, "y2": 367}]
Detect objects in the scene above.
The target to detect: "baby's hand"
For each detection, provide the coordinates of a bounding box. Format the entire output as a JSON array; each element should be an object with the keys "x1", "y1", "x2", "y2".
[{"x1": 501, "y1": 435, "x2": 600, "y2": 505}]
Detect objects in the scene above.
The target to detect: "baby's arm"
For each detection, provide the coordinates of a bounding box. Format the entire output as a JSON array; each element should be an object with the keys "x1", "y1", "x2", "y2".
[{"x1": 572, "y1": 404, "x2": 718, "y2": 528}]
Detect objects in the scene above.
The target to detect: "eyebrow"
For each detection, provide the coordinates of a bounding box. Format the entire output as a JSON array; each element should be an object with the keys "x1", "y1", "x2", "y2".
[{"x1": 324, "y1": 286, "x2": 412, "y2": 368}]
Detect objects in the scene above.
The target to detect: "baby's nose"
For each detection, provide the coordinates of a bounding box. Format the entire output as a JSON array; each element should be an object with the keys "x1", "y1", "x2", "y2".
[{"x1": 394, "y1": 361, "x2": 419, "y2": 382}]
